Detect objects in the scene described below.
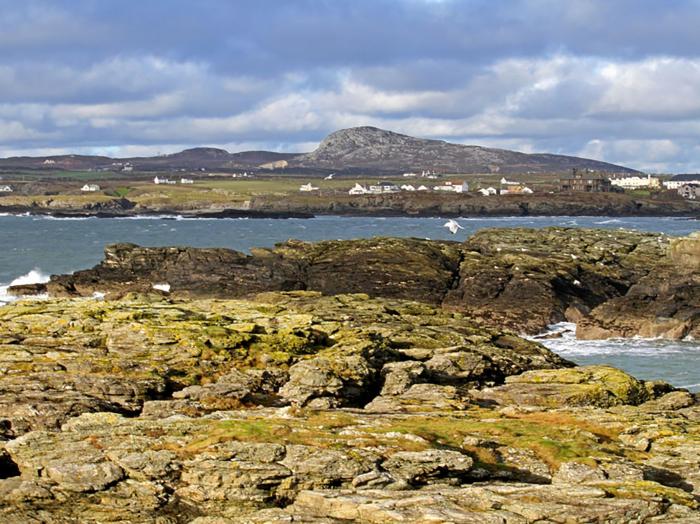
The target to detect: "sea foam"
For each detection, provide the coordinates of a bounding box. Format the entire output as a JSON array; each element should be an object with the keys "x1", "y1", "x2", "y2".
[{"x1": 0, "y1": 269, "x2": 51, "y2": 305}]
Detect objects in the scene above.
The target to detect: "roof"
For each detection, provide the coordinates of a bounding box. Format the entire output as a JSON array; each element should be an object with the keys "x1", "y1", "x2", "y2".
[
  {"x1": 670, "y1": 174, "x2": 700, "y2": 181},
  {"x1": 559, "y1": 173, "x2": 609, "y2": 181}
]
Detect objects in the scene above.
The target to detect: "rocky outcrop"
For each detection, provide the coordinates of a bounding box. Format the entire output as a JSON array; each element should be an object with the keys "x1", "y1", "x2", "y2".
[
  {"x1": 15, "y1": 227, "x2": 698, "y2": 339},
  {"x1": 0, "y1": 292, "x2": 566, "y2": 437},
  {"x1": 0, "y1": 293, "x2": 698, "y2": 521},
  {"x1": 577, "y1": 232, "x2": 700, "y2": 340}
]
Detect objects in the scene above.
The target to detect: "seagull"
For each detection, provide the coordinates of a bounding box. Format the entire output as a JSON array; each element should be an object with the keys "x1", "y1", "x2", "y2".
[{"x1": 443, "y1": 219, "x2": 464, "y2": 235}]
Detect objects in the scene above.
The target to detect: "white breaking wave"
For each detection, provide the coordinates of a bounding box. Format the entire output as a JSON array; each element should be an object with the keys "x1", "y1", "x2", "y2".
[
  {"x1": 530, "y1": 322, "x2": 698, "y2": 357},
  {"x1": 0, "y1": 268, "x2": 51, "y2": 305}
]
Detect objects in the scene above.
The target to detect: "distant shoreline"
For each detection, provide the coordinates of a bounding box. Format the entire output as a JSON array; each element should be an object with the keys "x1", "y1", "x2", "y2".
[{"x1": 0, "y1": 204, "x2": 698, "y2": 220}]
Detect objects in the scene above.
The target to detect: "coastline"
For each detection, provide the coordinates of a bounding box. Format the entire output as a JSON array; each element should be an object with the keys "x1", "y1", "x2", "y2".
[{"x1": 0, "y1": 200, "x2": 698, "y2": 220}]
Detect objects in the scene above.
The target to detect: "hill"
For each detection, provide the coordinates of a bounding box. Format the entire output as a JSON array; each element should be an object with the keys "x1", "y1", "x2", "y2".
[
  {"x1": 0, "y1": 126, "x2": 637, "y2": 175},
  {"x1": 289, "y1": 127, "x2": 637, "y2": 174}
]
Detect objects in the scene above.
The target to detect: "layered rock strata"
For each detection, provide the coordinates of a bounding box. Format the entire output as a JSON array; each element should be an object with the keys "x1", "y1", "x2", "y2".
[
  {"x1": 0, "y1": 293, "x2": 698, "y2": 522},
  {"x1": 0, "y1": 291, "x2": 700, "y2": 524}
]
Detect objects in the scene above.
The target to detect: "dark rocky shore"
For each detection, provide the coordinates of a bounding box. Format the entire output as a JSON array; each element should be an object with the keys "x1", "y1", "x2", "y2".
[
  {"x1": 1, "y1": 190, "x2": 699, "y2": 219},
  {"x1": 1, "y1": 227, "x2": 699, "y2": 522},
  {"x1": 16, "y1": 227, "x2": 700, "y2": 340}
]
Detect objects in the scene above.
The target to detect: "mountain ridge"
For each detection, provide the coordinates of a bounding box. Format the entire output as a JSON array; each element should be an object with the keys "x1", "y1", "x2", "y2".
[{"x1": 0, "y1": 126, "x2": 638, "y2": 174}]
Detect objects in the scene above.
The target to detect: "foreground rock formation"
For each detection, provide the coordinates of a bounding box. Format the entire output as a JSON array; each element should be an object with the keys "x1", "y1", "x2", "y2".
[
  {"x1": 0, "y1": 292, "x2": 698, "y2": 522},
  {"x1": 16, "y1": 228, "x2": 700, "y2": 340}
]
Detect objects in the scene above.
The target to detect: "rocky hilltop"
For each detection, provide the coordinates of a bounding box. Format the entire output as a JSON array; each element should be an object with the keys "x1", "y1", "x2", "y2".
[
  {"x1": 289, "y1": 126, "x2": 638, "y2": 174},
  {"x1": 0, "y1": 292, "x2": 699, "y2": 522},
  {"x1": 0, "y1": 126, "x2": 636, "y2": 174},
  {"x1": 17, "y1": 228, "x2": 700, "y2": 340}
]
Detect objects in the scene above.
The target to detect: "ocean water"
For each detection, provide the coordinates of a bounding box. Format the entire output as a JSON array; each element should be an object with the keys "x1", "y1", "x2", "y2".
[
  {"x1": 533, "y1": 324, "x2": 700, "y2": 392},
  {"x1": 0, "y1": 213, "x2": 698, "y2": 390}
]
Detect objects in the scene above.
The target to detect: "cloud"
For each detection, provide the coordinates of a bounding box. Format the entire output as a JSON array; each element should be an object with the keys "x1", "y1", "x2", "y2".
[{"x1": 0, "y1": 1, "x2": 700, "y2": 171}]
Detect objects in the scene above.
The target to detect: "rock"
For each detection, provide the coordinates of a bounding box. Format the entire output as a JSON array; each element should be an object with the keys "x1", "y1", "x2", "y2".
[
  {"x1": 378, "y1": 361, "x2": 425, "y2": 396},
  {"x1": 364, "y1": 383, "x2": 471, "y2": 413},
  {"x1": 475, "y1": 365, "x2": 655, "y2": 408},
  {"x1": 381, "y1": 450, "x2": 473, "y2": 485},
  {"x1": 0, "y1": 291, "x2": 698, "y2": 521},
  {"x1": 45, "y1": 461, "x2": 125, "y2": 493},
  {"x1": 21, "y1": 228, "x2": 698, "y2": 338},
  {"x1": 0, "y1": 293, "x2": 567, "y2": 436},
  {"x1": 278, "y1": 355, "x2": 375, "y2": 408}
]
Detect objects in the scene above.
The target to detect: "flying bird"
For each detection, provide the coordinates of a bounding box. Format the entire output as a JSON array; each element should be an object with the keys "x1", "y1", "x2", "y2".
[{"x1": 443, "y1": 219, "x2": 464, "y2": 235}]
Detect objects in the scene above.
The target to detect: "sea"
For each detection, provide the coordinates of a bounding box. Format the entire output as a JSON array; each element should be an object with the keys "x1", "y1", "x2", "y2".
[{"x1": 0, "y1": 213, "x2": 698, "y2": 391}]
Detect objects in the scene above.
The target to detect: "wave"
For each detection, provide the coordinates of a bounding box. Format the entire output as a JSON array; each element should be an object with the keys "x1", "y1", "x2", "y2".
[
  {"x1": 0, "y1": 269, "x2": 51, "y2": 305},
  {"x1": 530, "y1": 322, "x2": 699, "y2": 356},
  {"x1": 38, "y1": 216, "x2": 97, "y2": 221}
]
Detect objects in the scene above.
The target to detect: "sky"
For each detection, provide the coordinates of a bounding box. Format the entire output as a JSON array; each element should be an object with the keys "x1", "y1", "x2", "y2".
[{"x1": 0, "y1": 0, "x2": 699, "y2": 172}]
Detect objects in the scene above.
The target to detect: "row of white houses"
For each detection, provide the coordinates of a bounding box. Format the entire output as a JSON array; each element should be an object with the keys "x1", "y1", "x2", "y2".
[{"x1": 154, "y1": 177, "x2": 194, "y2": 185}]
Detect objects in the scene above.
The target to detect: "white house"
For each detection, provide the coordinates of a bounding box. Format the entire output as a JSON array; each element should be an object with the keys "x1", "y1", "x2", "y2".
[
  {"x1": 402, "y1": 172, "x2": 417, "y2": 178},
  {"x1": 81, "y1": 184, "x2": 100, "y2": 192},
  {"x1": 42, "y1": 159, "x2": 56, "y2": 165},
  {"x1": 433, "y1": 181, "x2": 469, "y2": 193},
  {"x1": 663, "y1": 174, "x2": 700, "y2": 190},
  {"x1": 400, "y1": 184, "x2": 416, "y2": 191},
  {"x1": 324, "y1": 173, "x2": 335, "y2": 180},
  {"x1": 478, "y1": 187, "x2": 498, "y2": 196},
  {"x1": 0, "y1": 185, "x2": 13, "y2": 193},
  {"x1": 349, "y1": 183, "x2": 368, "y2": 195},
  {"x1": 368, "y1": 181, "x2": 400, "y2": 194},
  {"x1": 417, "y1": 185, "x2": 429, "y2": 191},
  {"x1": 610, "y1": 174, "x2": 660, "y2": 189},
  {"x1": 154, "y1": 176, "x2": 176, "y2": 185},
  {"x1": 500, "y1": 177, "x2": 519, "y2": 186},
  {"x1": 299, "y1": 183, "x2": 319, "y2": 192},
  {"x1": 122, "y1": 164, "x2": 133, "y2": 172},
  {"x1": 180, "y1": 178, "x2": 194, "y2": 184}
]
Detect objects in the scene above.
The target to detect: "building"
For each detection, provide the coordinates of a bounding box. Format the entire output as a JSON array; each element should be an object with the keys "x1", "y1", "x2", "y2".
[
  {"x1": 402, "y1": 172, "x2": 417, "y2": 178},
  {"x1": 299, "y1": 183, "x2": 319, "y2": 192},
  {"x1": 122, "y1": 164, "x2": 133, "y2": 172},
  {"x1": 42, "y1": 159, "x2": 56, "y2": 165},
  {"x1": 81, "y1": 184, "x2": 100, "y2": 192},
  {"x1": 348, "y1": 183, "x2": 368, "y2": 195},
  {"x1": 154, "y1": 177, "x2": 176, "y2": 185},
  {"x1": 663, "y1": 174, "x2": 700, "y2": 190},
  {"x1": 610, "y1": 174, "x2": 660, "y2": 190},
  {"x1": 478, "y1": 187, "x2": 498, "y2": 196},
  {"x1": 0, "y1": 185, "x2": 13, "y2": 193},
  {"x1": 559, "y1": 169, "x2": 613, "y2": 192},
  {"x1": 500, "y1": 177, "x2": 519, "y2": 186},
  {"x1": 501, "y1": 185, "x2": 533, "y2": 195},
  {"x1": 417, "y1": 185, "x2": 429, "y2": 191},
  {"x1": 180, "y1": 178, "x2": 194, "y2": 184},
  {"x1": 679, "y1": 183, "x2": 700, "y2": 200},
  {"x1": 400, "y1": 184, "x2": 416, "y2": 191},
  {"x1": 433, "y1": 181, "x2": 469, "y2": 193},
  {"x1": 368, "y1": 181, "x2": 400, "y2": 194}
]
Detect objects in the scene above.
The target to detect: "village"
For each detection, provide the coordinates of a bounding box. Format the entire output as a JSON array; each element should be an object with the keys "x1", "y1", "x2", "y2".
[
  {"x1": 295, "y1": 169, "x2": 700, "y2": 200},
  {"x1": 0, "y1": 169, "x2": 698, "y2": 208}
]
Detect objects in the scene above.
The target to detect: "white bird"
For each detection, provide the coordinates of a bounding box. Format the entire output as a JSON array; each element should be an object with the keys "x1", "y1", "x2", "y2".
[{"x1": 443, "y1": 219, "x2": 464, "y2": 235}]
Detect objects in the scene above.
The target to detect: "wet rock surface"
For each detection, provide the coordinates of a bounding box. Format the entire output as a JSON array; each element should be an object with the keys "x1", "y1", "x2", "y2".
[
  {"x1": 0, "y1": 292, "x2": 698, "y2": 522},
  {"x1": 15, "y1": 227, "x2": 699, "y2": 339}
]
